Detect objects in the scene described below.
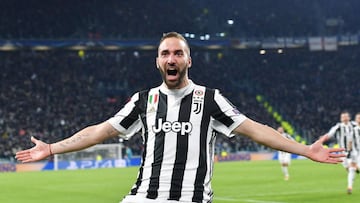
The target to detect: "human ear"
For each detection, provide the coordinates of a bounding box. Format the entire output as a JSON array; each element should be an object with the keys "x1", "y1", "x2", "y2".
[{"x1": 156, "y1": 58, "x2": 160, "y2": 69}]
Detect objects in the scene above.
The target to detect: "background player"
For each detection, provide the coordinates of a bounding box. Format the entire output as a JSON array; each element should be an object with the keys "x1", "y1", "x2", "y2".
[
  {"x1": 324, "y1": 111, "x2": 356, "y2": 194},
  {"x1": 277, "y1": 126, "x2": 295, "y2": 181}
]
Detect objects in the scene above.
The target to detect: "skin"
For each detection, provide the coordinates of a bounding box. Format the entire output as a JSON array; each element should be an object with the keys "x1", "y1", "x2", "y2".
[
  {"x1": 16, "y1": 35, "x2": 345, "y2": 165},
  {"x1": 341, "y1": 112, "x2": 351, "y2": 124},
  {"x1": 156, "y1": 37, "x2": 191, "y2": 89},
  {"x1": 277, "y1": 127, "x2": 290, "y2": 167}
]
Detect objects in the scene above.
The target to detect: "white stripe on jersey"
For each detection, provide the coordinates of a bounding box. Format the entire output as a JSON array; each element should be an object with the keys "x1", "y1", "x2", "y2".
[
  {"x1": 353, "y1": 125, "x2": 360, "y2": 152},
  {"x1": 180, "y1": 85, "x2": 206, "y2": 202},
  {"x1": 327, "y1": 122, "x2": 354, "y2": 150},
  {"x1": 108, "y1": 81, "x2": 247, "y2": 202}
]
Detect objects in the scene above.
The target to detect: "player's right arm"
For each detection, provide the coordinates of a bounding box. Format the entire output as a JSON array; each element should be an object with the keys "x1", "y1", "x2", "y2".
[{"x1": 15, "y1": 121, "x2": 121, "y2": 163}]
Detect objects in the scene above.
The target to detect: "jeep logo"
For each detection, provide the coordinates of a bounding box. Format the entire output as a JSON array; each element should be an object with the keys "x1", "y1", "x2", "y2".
[{"x1": 152, "y1": 118, "x2": 192, "y2": 135}]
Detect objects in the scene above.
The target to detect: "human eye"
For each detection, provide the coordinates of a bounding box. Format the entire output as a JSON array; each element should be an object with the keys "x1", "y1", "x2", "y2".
[
  {"x1": 160, "y1": 51, "x2": 169, "y2": 57},
  {"x1": 175, "y1": 51, "x2": 184, "y2": 56}
]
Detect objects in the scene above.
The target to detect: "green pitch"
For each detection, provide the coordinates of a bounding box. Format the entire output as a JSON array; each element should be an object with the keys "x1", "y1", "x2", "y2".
[{"x1": 0, "y1": 159, "x2": 357, "y2": 203}]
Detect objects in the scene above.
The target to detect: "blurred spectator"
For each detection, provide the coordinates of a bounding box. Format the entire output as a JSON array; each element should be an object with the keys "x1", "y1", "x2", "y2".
[
  {"x1": 1, "y1": 45, "x2": 360, "y2": 160},
  {"x1": 1, "y1": 1, "x2": 360, "y2": 160},
  {"x1": 0, "y1": 1, "x2": 359, "y2": 40}
]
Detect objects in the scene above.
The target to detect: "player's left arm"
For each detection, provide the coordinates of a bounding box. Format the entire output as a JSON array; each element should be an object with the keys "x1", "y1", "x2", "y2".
[{"x1": 232, "y1": 118, "x2": 345, "y2": 164}]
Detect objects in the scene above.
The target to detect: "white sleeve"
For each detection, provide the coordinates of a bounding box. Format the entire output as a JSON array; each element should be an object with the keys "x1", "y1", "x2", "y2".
[
  {"x1": 211, "y1": 89, "x2": 247, "y2": 137},
  {"x1": 107, "y1": 92, "x2": 142, "y2": 139}
]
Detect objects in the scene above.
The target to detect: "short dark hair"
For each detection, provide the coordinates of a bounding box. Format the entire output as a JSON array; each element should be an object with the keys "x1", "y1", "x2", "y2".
[
  {"x1": 158, "y1": 32, "x2": 190, "y2": 54},
  {"x1": 341, "y1": 110, "x2": 350, "y2": 116}
]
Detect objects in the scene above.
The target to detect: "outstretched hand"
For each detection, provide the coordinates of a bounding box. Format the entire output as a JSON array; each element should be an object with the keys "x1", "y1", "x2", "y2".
[
  {"x1": 307, "y1": 135, "x2": 345, "y2": 164},
  {"x1": 15, "y1": 136, "x2": 52, "y2": 163}
]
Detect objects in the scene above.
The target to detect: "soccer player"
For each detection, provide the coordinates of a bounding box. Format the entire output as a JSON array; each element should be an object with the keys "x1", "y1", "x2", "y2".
[
  {"x1": 16, "y1": 32, "x2": 345, "y2": 203},
  {"x1": 323, "y1": 111, "x2": 357, "y2": 194},
  {"x1": 351, "y1": 113, "x2": 360, "y2": 189},
  {"x1": 277, "y1": 126, "x2": 295, "y2": 181}
]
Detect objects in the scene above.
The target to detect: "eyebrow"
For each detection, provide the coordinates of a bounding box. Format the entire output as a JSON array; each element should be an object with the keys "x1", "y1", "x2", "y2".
[{"x1": 160, "y1": 49, "x2": 184, "y2": 54}]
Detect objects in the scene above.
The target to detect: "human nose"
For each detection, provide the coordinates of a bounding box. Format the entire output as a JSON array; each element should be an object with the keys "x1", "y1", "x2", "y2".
[{"x1": 167, "y1": 54, "x2": 176, "y2": 64}]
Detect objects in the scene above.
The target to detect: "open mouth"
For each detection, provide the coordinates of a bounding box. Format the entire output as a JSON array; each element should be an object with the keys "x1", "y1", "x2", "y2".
[{"x1": 167, "y1": 69, "x2": 178, "y2": 76}]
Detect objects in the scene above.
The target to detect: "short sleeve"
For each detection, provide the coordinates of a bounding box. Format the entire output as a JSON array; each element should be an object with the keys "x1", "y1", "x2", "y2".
[
  {"x1": 107, "y1": 92, "x2": 142, "y2": 139},
  {"x1": 211, "y1": 89, "x2": 247, "y2": 137}
]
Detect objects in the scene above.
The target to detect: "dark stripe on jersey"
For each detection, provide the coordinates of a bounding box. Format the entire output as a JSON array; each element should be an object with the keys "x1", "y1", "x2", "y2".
[
  {"x1": 335, "y1": 127, "x2": 343, "y2": 149},
  {"x1": 130, "y1": 90, "x2": 149, "y2": 195},
  {"x1": 192, "y1": 88, "x2": 213, "y2": 202},
  {"x1": 147, "y1": 91, "x2": 167, "y2": 199},
  {"x1": 212, "y1": 96, "x2": 234, "y2": 128},
  {"x1": 119, "y1": 96, "x2": 142, "y2": 129},
  {"x1": 169, "y1": 92, "x2": 193, "y2": 200},
  {"x1": 341, "y1": 126, "x2": 348, "y2": 151}
]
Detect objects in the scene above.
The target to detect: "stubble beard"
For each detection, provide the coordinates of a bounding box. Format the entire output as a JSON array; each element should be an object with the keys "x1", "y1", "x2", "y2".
[{"x1": 159, "y1": 65, "x2": 188, "y2": 89}]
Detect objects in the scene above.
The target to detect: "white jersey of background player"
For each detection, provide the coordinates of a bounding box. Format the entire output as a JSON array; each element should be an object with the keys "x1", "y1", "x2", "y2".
[
  {"x1": 353, "y1": 113, "x2": 360, "y2": 170},
  {"x1": 277, "y1": 126, "x2": 295, "y2": 181},
  {"x1": 324, "y1": 111, "x2": 357, "y2": 194}
]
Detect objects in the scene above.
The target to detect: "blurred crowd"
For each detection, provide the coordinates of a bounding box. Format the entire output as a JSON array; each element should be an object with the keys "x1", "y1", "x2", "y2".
[
  {"x1": 0, "y1": 50, "x2": 270, "y2": 160},
  {"x1": 1, "y1": 46, "x2": 360, "y2": 160},
  {"x1": 1, "y1": 1, "x2": 360, "y2": 160},
  {"x1": 0, "y1": 0, "x2": 359, "y2": 40}
]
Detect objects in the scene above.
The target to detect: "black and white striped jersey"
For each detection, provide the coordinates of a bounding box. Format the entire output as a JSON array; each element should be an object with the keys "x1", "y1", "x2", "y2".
[
  {"x1": 108, "y1": 80, "x2": 247, "y2": 202},
  {"x1": 327, "y1": 122, "x2": 354, "y2": 151},
  {"x1": 352, "y1": 124, "x2": 360, "y2": 153}
]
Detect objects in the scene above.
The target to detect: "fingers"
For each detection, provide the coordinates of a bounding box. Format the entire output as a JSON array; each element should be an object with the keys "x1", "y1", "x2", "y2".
[
  {"x1": 30, "y1": 136, "x2": 39, "y2": 144},
  {"x1": 317, "y1": 135, "x2": 328, "y2": 144},
  {"x1": 15, "y1": 150, "x2": 29, "y2": 158},
  {"x1": 15, "y1": 150, "x2": 32, "y2": 163},
  {"x1": 328, "y1": 147, "x2": 346, "y2": 154},
  {"x1": 18, "y1": 158, "x2": 34, "y2": 163},
  {"x1": 325, "y1": 158, "x2": 344, "y2": 164},
  {"x1": 324, "y1": 148, "x2": 346, "y2": 164},
  {"x1": 329, "y1": 154, "x2": 346, "y2": 160},
  {"x1": 15, "y1": 137, "x2": 45, "y2": 163}
]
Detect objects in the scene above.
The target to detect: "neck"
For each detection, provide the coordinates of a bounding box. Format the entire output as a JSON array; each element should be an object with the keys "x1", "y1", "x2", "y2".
[
  {"x1": 163, "y1": 79, "x2": 192, "y2": 90},
  {"x1": 165, "y1": 77, "x2": 190, "y2": 89}
]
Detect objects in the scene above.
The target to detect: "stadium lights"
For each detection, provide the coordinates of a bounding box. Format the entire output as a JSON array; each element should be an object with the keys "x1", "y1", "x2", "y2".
[
  {"x1": 184, "y1": 33, "x2": 196, "y2": 39},
  {"x1": 32, "y1": 46, "x2": 52, "y2": 51},
  {"x1": 138, "y1": 45, "x2": 157, "y2": 50},
  {"x1": 0, "y1": 43, "x2": 18, "y2": 51},
  {"x1": 104, "y1": 45, "x2": 122, "y2": 50},
  {"x1": 206, "y1": 45, "x2": 222, "y2": 50},
  {"x1": 200, "y1": 35, "x2": 210, "y2": 40},
  {"x1": 68, "y1": 45, "x2": 88, "y2": 50}
]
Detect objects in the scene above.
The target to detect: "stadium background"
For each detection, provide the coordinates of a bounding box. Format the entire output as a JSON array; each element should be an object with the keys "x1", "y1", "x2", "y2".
[{"x1": 1, "y1": 0, "x2": 360, "y2": 172}]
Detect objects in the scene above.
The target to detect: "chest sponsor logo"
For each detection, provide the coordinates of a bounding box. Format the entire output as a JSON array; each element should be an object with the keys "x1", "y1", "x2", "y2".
[{"x1": 152, "y1": 118, "x2": 192, "y2": 135}]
